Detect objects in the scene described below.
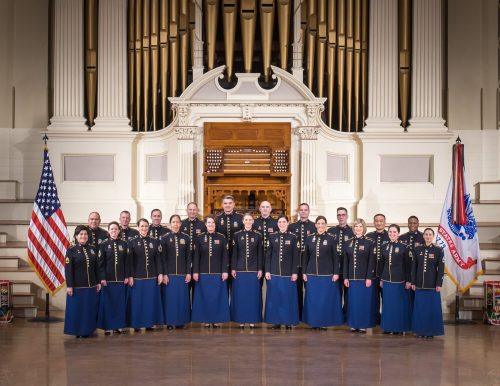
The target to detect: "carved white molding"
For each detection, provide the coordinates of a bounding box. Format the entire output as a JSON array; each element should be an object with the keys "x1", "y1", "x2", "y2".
[
  {"x1": 291, "y1": 0, "x2": 304, "y2": 82},
  {"x1": 295, "y1": 126, "x2": 320, "y2": 140},
  {"x1": 241, "y1": 104, "x2": 255, "y2": 121},
  {"x1": 175, "y1": 126, "x2": 197, "y2": 140},
  {"x1": 192, "y1": 0, "x2": 204, "y2": 80}
]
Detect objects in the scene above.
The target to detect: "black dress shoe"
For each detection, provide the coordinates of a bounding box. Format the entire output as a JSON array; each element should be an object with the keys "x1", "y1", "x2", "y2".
[
  {"x1": 134, "y1": 328, "x2": 141, "y2": 332},
  {"x1": 285, "y1": 325, "x2": 292, "y2": 330},
  {"x1": 175, "y1": 325, "x2": 185, "y2": 329},
  {"x1": 145, "y1": 327, "x2": 154, "y2": 331},
  {"x1": 271, "y1": 324, "x2": 281, "y2": 329},
  {"x1": 104, "y1": 331, "x2": 112, "y2": 336},
  {"x1": 212, "y1": 323, "x2": 220, "y2": 328},
  {"x1": 249, "y1": 324, "x2": 255, "y2": 329},
  {"x1": 167, "y1": 325, "x2": 174, "y2": 330}
]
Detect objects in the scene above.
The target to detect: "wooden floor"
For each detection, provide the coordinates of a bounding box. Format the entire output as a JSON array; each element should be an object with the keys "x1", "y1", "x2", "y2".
[{"x1": 1, "y1": 318, "x2": 499, "y2": 386}]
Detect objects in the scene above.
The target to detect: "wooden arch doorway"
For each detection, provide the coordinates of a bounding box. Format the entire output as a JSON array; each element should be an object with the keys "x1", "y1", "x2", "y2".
[{"x1": 203, "y1": 122, "x2": 291, "y2": 217}]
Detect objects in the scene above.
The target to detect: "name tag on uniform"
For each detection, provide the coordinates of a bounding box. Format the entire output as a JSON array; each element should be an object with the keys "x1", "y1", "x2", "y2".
[
  {"x1": 251, "y1": 238, "x2": 255, "y2": 242},
  {"x1": 323, "y1": 240, "x2": 328, "y2": 246},
  {"x1": 359, "y1": 245, "x2": 365, "y2": 251},
  {"x1": 285, "y1": 240, "x2": 291, "y2": 245},
  {"x1": 149, "y1": 243, "x2": 154, "y2": 248},
  {"x1": 214, "y1": 240, "x2": 220, "y2": 245},
  {"x1": 118, "y1": 245, "x2": 123, "y2": 252},
  {"x1": 180, "y1": 239, "x2": 186, "y2": 244},
  {"x1": 269, "y1": 228, "x2": 274, "y2": 233},
  {"x1": 429, "y1": 254, "x2": 435, "y2": 259}
]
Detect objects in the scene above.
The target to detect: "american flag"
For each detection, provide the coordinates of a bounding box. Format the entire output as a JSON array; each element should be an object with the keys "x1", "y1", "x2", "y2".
[{"x1": 27, "y1": 146, "x2": 70, "y2": 295}]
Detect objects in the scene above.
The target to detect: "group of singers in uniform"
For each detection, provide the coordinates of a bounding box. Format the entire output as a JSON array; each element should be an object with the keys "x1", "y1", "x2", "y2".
[{"x1": 64, "y1": 196, "x2": 445, "y2": 340}]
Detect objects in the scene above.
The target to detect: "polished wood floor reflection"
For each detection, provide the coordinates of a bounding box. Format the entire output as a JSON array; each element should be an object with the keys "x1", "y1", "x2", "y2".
[{"x1": 1, "y1": 318, "x2": 499, "y2": 386}]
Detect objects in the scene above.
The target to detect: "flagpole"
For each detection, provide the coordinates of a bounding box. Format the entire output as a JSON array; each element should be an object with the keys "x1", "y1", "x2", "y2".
[{"x1": 28, "y1": 133, "x2": 64, "y2": 323}]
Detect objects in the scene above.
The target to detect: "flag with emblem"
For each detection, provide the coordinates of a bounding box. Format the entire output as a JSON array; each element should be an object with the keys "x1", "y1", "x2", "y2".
[
  {"x1": 27, "y1": 142, "x2": 70, "y2": 294},
  {"x1": 436, "y1": 138, "x2": 482, "y2": 293}
]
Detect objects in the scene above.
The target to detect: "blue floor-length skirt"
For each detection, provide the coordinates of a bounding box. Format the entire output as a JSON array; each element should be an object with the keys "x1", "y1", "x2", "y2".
[
  {"x1": 230, "y1": 271, "x2": 262, "y2": 324},
  {"x1": 264, "y1": 275, "x2": 299, "y2": 326},
  {"x1": 128, "y1": 278, "x2": 164, "y2": 328},
  {"x1": 161, "y1": 275, "x2": 191, "y2": 326},
  {"x1": 303, "y1": 275, "x2": 343, "y2": 327},
  {"x1": 64, "y1": 287, "x2": 99, "y2": 336},
  {"x1": 346, "y1": 280, "x2": 376, "y2": 329},
  {"x1": 97, "y1": 282, "x2": 128, "y2": 331},
  {"x1": 372, "y1": 277, "x2": 381, "y2": 323},
  {"x1": 192, "y1": 274, "x2": 230, "y2": 323},
  {"x1": 380, "y1": 281, "x2": 412, "y2": 333},
  {"x1": 412, "y1": 289, "x2": 444, "y2": 336}
]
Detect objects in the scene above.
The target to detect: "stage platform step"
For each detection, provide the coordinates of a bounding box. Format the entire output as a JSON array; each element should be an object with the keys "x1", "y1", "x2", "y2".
[{"x1": 12, "y1": 305, "x2": 38, "y2": 318}]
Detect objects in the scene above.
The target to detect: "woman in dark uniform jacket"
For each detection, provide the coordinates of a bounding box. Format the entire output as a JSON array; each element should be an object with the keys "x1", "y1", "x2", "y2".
[
  {"x1": 379, "y1": 224, "x2": 412, "y2": 334},
  {"x1": 264, "y1": 215, "x2": 300, "y2": 329},
  {"x1": 302, "y1": 216, "x2": 343, "y2": 329},
  {"x1": 97, "y1": 221, "x2": 129, "y2": 335},
  {"x1": 192, "y1": 215, "x2": 230, "y2": 327},
  {"x1": 343, "y1": 218, "x2": 375, "y2": 332},
  {"x1": 411, "y1": 228, "x2": 445, "y2": 338},
  {"x1": 230, "y1": 213, "x2": 264, "y2": 328},
  {"x1": 160, "y1": 214, "x2": 191, "y2": 329},
  {"x1": 127, "y1": 218, "x2": 164, "y2": 331},
  {"x1": 64, "y1": 225, "x2": 101, "y2": 337}
]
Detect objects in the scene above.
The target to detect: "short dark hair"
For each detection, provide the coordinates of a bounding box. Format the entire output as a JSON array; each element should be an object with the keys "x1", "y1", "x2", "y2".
[
  {"x1": 169, "y1": 214, "x2": 181, "y2": 223},
  {"x1": 108, "y1": 221, "x2": 120, "y2": 230},
  {"x1": 388, "y1": 223, "x2": 400, "y2": 233},
  {"x1": 408, "y1": 215, "x2": 419, "y2": 222},
  {"x1": 137, "y1": 218, "x2": 149, "y2": 227},
  {"x1": 336, "y1": 207, "x2": 348, "y2": 213},
  {"x1": 374, "y1": 213, "x2": 386, "y2": 221},
  {"x1": 423, "y1": 227, "x2": 435, "y2": 235},
  {"x1": 298, "y1": 203, "x2": 310, "y2": 210},
  {"x1": 187, "y1": 202, "x2": 198, "y2": 208},
  {"x1": 277, "y1": 214, "x2": 289, "y2": 222},
  {"x1": 120, "y1": 210, "x2": 131, "y2": 217},
  {"x1": 74, "y1": 225, "x2": 88, "y2": 239},
  {"x1": 222, "y1": 195, "x2": 235, "y2": 202},
  {"x1": 150, "y1": 209, "x2": 162, "y2": 216},
  {"x1": 315, "y1": 215, "x2": 327, "y2": 224},
  {"x1": 204, "y1": 214, "x2": 216, "y2": 223}
]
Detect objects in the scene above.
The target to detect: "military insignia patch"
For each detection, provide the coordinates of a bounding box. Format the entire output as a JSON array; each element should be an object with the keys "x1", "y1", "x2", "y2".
[
  {"x1": 323, "y1": 240, "x2": 328, "y2": 246},
  {"x1": 359, "y1": 245, "x2": 365, "y2": 251},
  {"x1": 180, "y1": 239, "x2": 186, "y2": 244},
  {"x1": 285, "y1": 240, "x2": 291, "y2": 245},
  {"x1": 65, "y1": 257, "x2": 70, "y2": 264},
  {"x1": 149, "y1": 243, "x2": 154, "y2": 248}
]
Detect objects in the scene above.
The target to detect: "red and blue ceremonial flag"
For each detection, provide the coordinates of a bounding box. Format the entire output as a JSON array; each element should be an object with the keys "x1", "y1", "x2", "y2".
[
  {"x1": 436, "y1": 138, "x2": 482, "y2": 293},
  {"x1": 27, "y1": 143, "x2": 70, "y2": 294}
]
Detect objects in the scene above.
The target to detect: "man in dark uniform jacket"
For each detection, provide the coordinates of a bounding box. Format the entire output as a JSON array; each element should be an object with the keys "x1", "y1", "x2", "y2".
[
  {"x1": 87, "y1": 211, "x2": 109, "y2": 247},
  {"x1": 327, "y1": 207, "x2": 354, "y2": 315},
  {"x1": 215, "y1": 195, "x2": 243, "y2": 261},
  {"x1": 287, "y1": 203, "x2": 317, "y2": 318},
  {"x1": 400, "y1": 215, "x2": 425, "y2": 252},
  {"x1": 119, "y1": 210, "x2": 139, "y2": 241},
  {"x1": 148, "y1": 208, "x2": 169, "y2": 240},
  {"x1": 253, "y1": 200, "x2": 278, "y2": 255},
  {"x1": 366, "y1": 213, "x2": 390, "y2": 323},
  {"x1": 181, "y1": 202, "x2": 207, "y2": 254}
]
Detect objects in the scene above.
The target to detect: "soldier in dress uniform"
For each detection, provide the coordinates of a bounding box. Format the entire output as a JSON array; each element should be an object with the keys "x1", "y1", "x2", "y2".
[
  {"x1": 327, "y1": 207, "x2": 355, "y2": 316},
  {"x1": 127, "y1": 218, "x2": 164, "y2": 331},
  {"x1": 181, "y1": 202, "x2": 207, "y2": 253},
  {"x1": 288, "y1": 203, "x2": 316, "y2": 318},
  {"x1": 118, "y1": 210, "x2": 139, "y2": 241},
  {"x1": 215, "y1": 195, "x2": 243, "y2": 260},
  {"x1": 379, "y1": 224, "x2": 412, "y2": 334},
  {"x1": 148, "y1": 208, "x2": 169, "y2": 239},
  {"x1": 410, "y1": 228, "x2": 445, "y2": 338},
  {"x1": 97, "y1": 221, "x2": 129, "y2": 335},
  {"x1": 264, "y1": 215, "x2": 300, "y2": 329},
  {"x1": 231, "y1": 213, "x2": 264, "y2": 328},
  {"x1": 399, "y1": 215, "x2": 425, "y2": 252},
  {"x1": 87, "y1": 211, "x2": 109, "y2": 247},
  {"x1": 366, "y1": 213, "x2": 390, "y2": 323},
  {"x1": 343, "y1": 218, "x2": 375, "y2": 333},
  {"x1": 160, "y1": 214, "x2": 192, "y2": 329},
  {"x1": 253, "y1": 201, "x2": 278, "y2": 256},
  {"x1": 64, "y1": 225, "x2": 101, "y2": 337},
  {"x1": 192, "y1": 215, "x2": 230, "y2": 327},
  {"x1": 302, "y1": 216, "x2": 343, "y2": 329}
]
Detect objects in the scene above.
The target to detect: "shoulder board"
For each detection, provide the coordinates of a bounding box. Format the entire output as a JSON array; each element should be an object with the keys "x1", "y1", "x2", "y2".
[
  {"x1": 216, "y1": 232, "x2": 226, "y2": 238},
  {"x1": 234, "y1": 229, "x2": 243, "y2": 234},
  {"x1": 253, "y1": 229, "x2": 262, "y2": 236},
  {"x1": 130, "y1": 235, "x2": 139, "y2": 241},
  {"x1": 180, "y1": 232, "x2": 190, "y2": 238}
]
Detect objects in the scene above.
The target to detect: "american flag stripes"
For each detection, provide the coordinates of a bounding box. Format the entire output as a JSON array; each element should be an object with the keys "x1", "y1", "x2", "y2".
[{"x1": 27, "y1": 146, "x2": 70, "y2": 294}]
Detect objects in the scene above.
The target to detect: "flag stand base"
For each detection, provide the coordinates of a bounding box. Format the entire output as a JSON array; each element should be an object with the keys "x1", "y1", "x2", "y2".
[
  {"x1": 28, "y1": 293, "x2": 63, "y2": 323},
  {"x1": 443, "y1": 290, "x2": 476, "y2": 325}
]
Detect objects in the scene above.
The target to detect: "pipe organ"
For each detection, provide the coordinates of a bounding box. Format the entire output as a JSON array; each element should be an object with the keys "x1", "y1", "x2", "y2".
[{"x1": 80, "y1": 0, "x2": 415, "y2": 133}]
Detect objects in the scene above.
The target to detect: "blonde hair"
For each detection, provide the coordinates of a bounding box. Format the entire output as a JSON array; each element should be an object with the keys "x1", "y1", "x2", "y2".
[{"x1": 353, "y1": 218, "x2": 367, "y2": 234}]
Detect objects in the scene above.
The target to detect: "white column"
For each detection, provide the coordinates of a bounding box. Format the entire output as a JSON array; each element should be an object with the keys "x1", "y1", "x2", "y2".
[
  {"x1": 175, "y1": 127, "x2": 196, "y2": 215},
  {"x1": 192, "y1": 0, "x2": 204, "y2": 80},
  {"x1": 407, "y1": 0, "x2": 447, "y2": 132},
  {"x1": 297, "y1": 127, "x2": 319, "y2": 216},
  {"x1": 363, "y1": 0, "x2": 402, "y2": 132},
  {"x1": 49, "y1": 0, "x2": 87, "y2": 130},
  {"x1": 93, "y1": 0, "x2": 131, "y2": 131},
  {"x1": 291, "y1": 0, "x2": 304, "y2": 82}
]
